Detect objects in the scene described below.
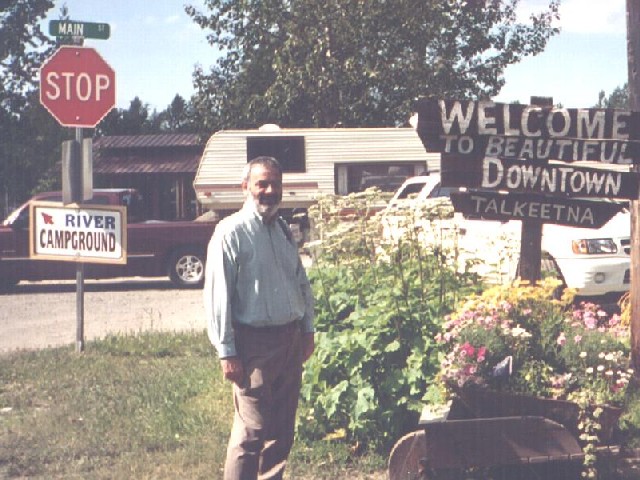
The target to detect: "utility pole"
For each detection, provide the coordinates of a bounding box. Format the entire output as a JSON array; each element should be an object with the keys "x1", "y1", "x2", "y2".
[{"x1": 627, "y1": 0, "x2": 640, "y2": 374}]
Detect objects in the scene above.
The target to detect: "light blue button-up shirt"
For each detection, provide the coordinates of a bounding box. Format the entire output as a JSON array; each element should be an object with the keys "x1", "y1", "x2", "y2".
[{"x1": 203, "y1": 201, "x2": 315, "y2": 358}]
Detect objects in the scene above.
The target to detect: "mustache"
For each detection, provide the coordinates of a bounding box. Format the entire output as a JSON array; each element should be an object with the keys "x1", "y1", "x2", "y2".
[{"x1": 259, "y1": 193, "x2": 282, "y2": 205}]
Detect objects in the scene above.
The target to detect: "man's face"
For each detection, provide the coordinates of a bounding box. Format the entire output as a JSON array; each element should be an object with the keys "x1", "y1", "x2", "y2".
[{"x1": 243, "y1": 163, "x2": 283, "y2": 219}]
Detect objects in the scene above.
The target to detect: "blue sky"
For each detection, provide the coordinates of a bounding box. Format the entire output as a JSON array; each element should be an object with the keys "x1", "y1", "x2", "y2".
[{"x1": 42, "y1": 0, "x2": 628, "y2": 112}]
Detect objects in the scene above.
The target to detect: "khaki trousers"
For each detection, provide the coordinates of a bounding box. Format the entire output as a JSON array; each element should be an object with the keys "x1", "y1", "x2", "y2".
[{"x1": 224, "y1": 323, "x2": 303, "y2": 480}]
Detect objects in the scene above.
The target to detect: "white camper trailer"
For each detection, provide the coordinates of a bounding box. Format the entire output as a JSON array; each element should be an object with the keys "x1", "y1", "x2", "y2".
[{"x1": 194, "y1": 125, "x2": 439, "y2": 222}]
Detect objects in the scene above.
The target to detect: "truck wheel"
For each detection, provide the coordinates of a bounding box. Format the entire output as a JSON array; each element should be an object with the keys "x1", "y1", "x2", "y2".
[{"x1": 167, "y1": 248, "x2": 205, "y2": 288}]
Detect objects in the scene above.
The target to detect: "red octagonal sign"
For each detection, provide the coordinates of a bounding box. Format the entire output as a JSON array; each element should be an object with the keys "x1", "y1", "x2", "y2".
[{"x1": 40, "y1": 46, "x2": 116, "y2": 128}]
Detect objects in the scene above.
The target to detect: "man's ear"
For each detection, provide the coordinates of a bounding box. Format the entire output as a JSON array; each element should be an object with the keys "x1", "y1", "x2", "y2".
[{"x1": 241, "y1": 180, "x2": 248, "y2": 195}]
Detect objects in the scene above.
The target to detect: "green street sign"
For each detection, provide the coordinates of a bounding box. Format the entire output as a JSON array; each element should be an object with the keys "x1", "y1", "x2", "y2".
[{"x1": 49, "y1": 20, "x2": 110, "y2": 40}]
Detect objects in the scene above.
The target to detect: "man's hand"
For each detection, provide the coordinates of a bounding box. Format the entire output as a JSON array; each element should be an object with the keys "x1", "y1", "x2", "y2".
[
  {"x1": 220, "y1": 356, "x2": 244, "y2": 385},
  {"x1": 301, "y1": 332, "x2": 315, "y2": 363}
]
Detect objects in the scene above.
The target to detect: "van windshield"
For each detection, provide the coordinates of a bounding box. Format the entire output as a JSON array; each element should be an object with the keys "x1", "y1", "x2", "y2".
[{"x1": 396, "y1": 183, "x2": 426, "y2": 199}]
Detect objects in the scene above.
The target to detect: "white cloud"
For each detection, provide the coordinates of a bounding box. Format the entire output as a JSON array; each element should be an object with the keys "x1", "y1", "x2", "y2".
[
  {"x1": 164, "y1": 15, "x2": 181, "y2": 25},
  {"x1": 558, "y1": 0, "x2": 625, "y2": 34},
  {"x1": 517, "y1": 0, "x2": 625, "y2": 35}
]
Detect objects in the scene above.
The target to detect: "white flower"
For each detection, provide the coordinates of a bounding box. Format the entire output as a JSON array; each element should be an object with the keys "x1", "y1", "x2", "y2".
[
  {"x1": 579, "y1": 351, "x2": 587, "y2": 359},
  {"x1": 511, "y1": 326, "x2": 531, "y2": 338}
]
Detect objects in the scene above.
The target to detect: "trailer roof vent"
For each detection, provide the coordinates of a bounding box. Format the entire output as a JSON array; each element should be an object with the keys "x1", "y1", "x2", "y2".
[{"x1": 258, "y1": 123, "x2": 281, "y2": 132}]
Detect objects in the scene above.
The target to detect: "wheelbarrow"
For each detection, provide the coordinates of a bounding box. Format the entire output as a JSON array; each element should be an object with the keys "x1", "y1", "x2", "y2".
[{"x1": 388, "y1": 386, "x2": 622, "y2": 480}]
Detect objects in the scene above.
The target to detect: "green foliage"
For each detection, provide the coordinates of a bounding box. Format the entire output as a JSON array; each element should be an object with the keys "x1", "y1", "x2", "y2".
[
  {"x1": 300, "y1": 189, "x2": 482, "y2": 451},
  {"x1": 596, "y1": 83, "x2": 629, "y2": 109},
  {"x1": 186, "y1": 0, "x2": 560, "y2": 128},
  {"x1": 0, "y1": 0, "x2": 55, "y2": 112},
  {"x1": 0, "y1": 1, "x2": 63, "y2": 214}
]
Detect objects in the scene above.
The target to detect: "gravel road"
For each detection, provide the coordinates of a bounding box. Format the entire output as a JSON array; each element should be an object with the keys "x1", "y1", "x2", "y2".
[{"x1": 0, "y1": 278, "x2": 206, "y2": 353}]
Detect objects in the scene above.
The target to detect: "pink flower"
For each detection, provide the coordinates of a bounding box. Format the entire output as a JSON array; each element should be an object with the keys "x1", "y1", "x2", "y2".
[
  {"x1": 573, "y1": 334, "x2": 582, "y2": 343},
  {"x1": 460, "y1": 342, "x2": 475, "y2": 357},
  {"x1": 557, "y1": 332, "x2": 566, "y2": 346},
  {"x1": 477, "y1": 346, "x2": 487, "y2": 363},
  {"x1": 584, "y1": 312, "x2": 597, "y2": 329}
]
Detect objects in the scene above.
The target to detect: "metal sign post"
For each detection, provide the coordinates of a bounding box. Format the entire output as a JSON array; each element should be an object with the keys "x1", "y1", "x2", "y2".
[
  {"x1": 41, "y1": 22, "x2": 114, "y2": 352},
  {"x1": 74, "y1": 127, "x2": 85, "y2": 353}
]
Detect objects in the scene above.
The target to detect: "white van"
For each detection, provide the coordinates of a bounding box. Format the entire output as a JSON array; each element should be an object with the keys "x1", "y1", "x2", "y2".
[{"x1": 382, "y1": 174, "x2": 631, "y2": 297}]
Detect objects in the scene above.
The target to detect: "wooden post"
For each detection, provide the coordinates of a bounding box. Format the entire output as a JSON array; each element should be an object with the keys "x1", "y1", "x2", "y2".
[
  {"x1": 517, "y1": 96, "x2": 553, "y2": 285},
  {"x1": 627, "y1": 0, "x2": 640, "y2": 374}
]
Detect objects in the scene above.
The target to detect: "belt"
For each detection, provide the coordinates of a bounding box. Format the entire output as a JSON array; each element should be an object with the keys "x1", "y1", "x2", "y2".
[{"x1": 233, "y1": 321, "x2": 300, "y2": 334}]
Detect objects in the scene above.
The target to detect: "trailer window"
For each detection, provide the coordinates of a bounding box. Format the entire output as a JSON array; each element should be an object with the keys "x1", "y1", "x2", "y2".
[
  {"x1": 247, "y1": 136, "x2": 305, "y2": 173},
  {"x1": 336, "y1": 163, "x2": 426, "y2": 195}
]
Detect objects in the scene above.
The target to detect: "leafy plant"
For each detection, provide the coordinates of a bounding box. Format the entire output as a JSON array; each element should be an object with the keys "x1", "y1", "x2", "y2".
[{"x1": 301, "y1": 189, "x2": 482, "y2": 450}]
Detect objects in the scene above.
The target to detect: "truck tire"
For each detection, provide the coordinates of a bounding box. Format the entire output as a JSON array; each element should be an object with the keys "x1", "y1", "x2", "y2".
[{"x1": 167, "y1": 248, "x2": 206, "y2": 288}]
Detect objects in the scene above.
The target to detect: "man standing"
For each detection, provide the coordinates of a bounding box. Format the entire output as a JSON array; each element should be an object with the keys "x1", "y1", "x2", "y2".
[{"x1": 204, "y1": 156, "x2": 315, "y2": 480}]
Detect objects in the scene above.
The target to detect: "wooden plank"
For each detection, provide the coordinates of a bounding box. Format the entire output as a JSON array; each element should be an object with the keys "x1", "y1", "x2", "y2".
[
  {"x1": 416, "y1": 98, "x2": 640, "y2": 163},
  {"x1": 441, "y1": 156, "x2": 640, "y2": 200},
  {"x1": 450, "y1": 191, "x2": 625, "y2": 228},
  {"x1": 422, "y1": 417, "x2": 583, "y2": 469}
]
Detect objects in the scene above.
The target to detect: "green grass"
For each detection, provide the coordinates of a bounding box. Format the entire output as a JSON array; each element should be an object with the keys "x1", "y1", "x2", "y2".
[
  {"x1": 3, "y1": 330, "x2": 640, "y2": 479},
  {"x1": 0, "y1": 331, "x2": 385, "y2": 479}
]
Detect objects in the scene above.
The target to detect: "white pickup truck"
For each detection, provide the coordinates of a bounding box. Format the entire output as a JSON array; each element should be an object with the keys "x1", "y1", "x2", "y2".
[{"x1": 381, "y1": 174, "x2": 631, "y2": 297}]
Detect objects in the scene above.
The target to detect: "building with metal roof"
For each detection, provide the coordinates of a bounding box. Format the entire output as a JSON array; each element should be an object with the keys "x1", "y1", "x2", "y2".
[{"x1": 93, "y1": 133, "x2": 206, "y2": 220}]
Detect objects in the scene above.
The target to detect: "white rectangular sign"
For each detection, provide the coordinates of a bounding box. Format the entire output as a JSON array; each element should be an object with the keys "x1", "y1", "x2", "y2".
[{"x1": 30, "y1": 201, "x2": 127, "y2": 264}]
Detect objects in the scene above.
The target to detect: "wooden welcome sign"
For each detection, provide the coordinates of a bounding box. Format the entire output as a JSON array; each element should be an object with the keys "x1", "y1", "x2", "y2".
[
  {"x1": 441, "y1": 155, "x2": 640, "y2": 200},
  {"x1": 416, "y1": 98, "x2": 640, "y2": 164},
  {"x1": 415, "y1": 97, "x2": 640, "y2": 282}
]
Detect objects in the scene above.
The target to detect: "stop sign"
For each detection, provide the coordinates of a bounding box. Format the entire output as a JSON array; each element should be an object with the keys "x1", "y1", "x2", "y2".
[{"x1": 40, "y1": 46, "x2": 116, "y2": 128}]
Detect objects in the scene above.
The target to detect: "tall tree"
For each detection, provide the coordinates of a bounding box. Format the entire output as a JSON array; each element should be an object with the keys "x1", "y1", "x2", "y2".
[
  {"x1": 186, "y1": 0, "x2": 560, "y2": 129},
  {"x1": 98, "y1": 97, "x2": 155, "y2": 136},
  {"x1": 97, "y1": 95, "x2": 201, "y2": 135},
  {"x1": 0, "y1": 0, "x2": 62, "y2": 214},
  {"x1": 596, "y1": 83, "x2": 629, "y2": 109},
  {"x1": 0, "y1": 0, "x2": 54, "y2": 112},
  {"x1": 157, "y1": 94, "x2": 197, "y2": 132}
]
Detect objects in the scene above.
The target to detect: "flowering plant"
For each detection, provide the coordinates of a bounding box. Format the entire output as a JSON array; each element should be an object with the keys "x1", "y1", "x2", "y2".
[
  {"x1": 435, "y1": 280, "x2": 633, "y2": 477},
  {"x1": 437, "y1": 280, "x2": 632, "y2": 405}
]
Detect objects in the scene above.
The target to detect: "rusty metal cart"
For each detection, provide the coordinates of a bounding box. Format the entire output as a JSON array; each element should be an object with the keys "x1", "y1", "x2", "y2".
[{"x1": 388, "y1": 387, "x2": 622, "y2": 480}]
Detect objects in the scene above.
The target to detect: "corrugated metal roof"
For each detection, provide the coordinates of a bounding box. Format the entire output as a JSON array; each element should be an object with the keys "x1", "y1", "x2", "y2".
[
  {"x1": 94, "y1": 133, "x2": 204, "y2": 150},
  {"x1": 93, "y1": 151, "x2": 201, "y2": 175},
  {"x1": 92, "y1": 134, "x2": 205, "y2": 175}
]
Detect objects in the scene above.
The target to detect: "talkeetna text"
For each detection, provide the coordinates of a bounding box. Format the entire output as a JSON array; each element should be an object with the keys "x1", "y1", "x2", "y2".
[{"x1": 449, "y1": 191, "x2": 625, "y2": 229}]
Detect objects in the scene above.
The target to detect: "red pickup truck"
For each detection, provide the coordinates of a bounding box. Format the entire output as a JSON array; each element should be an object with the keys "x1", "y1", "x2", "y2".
[{"x1": 0, "y1": 189, "x2": 217, "y2": 289}]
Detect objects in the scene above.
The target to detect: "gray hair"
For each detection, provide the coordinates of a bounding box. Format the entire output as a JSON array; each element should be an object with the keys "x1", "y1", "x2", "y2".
[{"x1": 242, "y1": 156, "x2": 283, "y2": 183}]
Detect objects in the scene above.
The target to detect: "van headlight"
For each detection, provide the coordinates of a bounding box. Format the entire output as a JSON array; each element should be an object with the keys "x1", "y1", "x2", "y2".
[{"x1": 571, "y1": 238, "x2": 617, "y2": 254}]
